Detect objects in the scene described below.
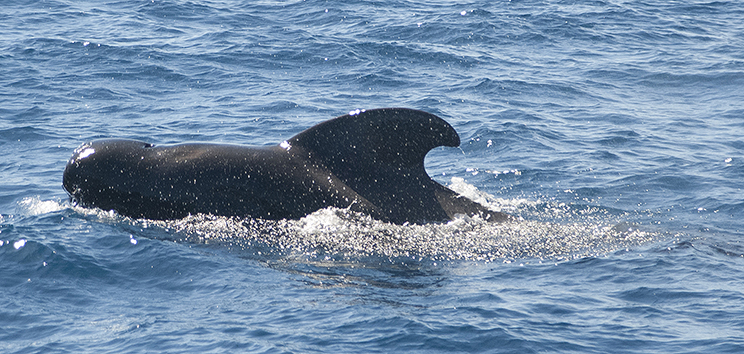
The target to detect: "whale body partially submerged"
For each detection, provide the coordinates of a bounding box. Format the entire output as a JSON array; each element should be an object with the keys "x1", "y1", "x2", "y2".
[{"x1": 63, "y1": 108, "x2": 511, "y2": 224}]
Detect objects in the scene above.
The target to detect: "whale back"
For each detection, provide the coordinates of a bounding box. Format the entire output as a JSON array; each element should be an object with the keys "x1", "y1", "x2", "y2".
[{"x1": 62, "y1": 108, "x2": 509, "y2": 224}]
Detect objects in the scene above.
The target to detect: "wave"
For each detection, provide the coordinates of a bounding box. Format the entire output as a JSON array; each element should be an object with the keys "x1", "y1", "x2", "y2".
[{"x1": 16, "y1": 179, "x2": 664, "y2": 265}]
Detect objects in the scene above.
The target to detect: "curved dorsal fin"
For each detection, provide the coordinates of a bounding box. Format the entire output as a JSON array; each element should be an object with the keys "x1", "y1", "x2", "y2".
[
  {"x1": 284, "y1": 108, "x2": 461, "y2": 223},
  {"x1": 286, "y1": 108, "x2": 460, "y2": 172}
]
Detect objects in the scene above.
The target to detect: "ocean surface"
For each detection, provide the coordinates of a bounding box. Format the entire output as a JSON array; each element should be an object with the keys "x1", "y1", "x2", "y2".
[{"x1": 2, "y1": 0, "x2": 743, "y2": 352}]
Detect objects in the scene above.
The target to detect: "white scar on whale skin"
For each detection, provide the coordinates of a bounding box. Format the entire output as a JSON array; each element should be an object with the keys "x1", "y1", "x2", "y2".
[{"x1": 77, "y1": 148, "x2": 96, "y2": 159}]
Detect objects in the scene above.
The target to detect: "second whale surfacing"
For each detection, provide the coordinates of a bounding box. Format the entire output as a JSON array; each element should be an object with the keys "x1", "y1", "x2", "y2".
[{"x1": 62, "y1": 108, "x2": 512, "y2": 224}]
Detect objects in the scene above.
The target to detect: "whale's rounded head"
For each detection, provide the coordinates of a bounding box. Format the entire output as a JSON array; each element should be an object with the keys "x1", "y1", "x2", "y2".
[{"x1": 63, "y1": 139, "x2": 153, "y2": 211}]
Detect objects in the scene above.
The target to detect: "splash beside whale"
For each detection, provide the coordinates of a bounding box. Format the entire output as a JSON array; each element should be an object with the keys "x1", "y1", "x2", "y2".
[{"x1": 62, "y1": 108, "x2": 511, "y2": 224}]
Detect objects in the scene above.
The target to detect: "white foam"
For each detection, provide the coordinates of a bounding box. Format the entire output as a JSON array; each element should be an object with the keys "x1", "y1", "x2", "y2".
[
  {"x1": 447, "y1": 177, "x2": 534, "y2": 214},
  {"x1": 17, "y1": 197, "x2": 65, "y2": 216},
  {"x1": 146, "y1": 200, "x2": 661, "y2": 263},
  {"x1": 74, "y1": 179, "x2": 663, "y2": 263}
]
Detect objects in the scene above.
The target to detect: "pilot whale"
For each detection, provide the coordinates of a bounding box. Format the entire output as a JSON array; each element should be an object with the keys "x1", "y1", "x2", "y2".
[{"x1": 63, "y1": 108, "x2": 511, "y2": 224}]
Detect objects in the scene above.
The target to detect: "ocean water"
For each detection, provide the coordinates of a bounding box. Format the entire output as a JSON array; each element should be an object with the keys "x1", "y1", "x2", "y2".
[{"x1": 2, "y1": 0, "x2": 743, "y2": 352}]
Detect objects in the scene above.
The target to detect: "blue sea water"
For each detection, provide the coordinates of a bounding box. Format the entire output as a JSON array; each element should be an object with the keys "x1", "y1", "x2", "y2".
[{"x1": 2, "y1": 0, "x2": 744, "y2": 352}]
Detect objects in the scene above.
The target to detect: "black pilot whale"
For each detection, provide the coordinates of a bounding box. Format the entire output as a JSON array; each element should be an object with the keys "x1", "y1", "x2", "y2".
[{"x1": 63, "y1": 108, "x2": 511, "y2": 224}]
